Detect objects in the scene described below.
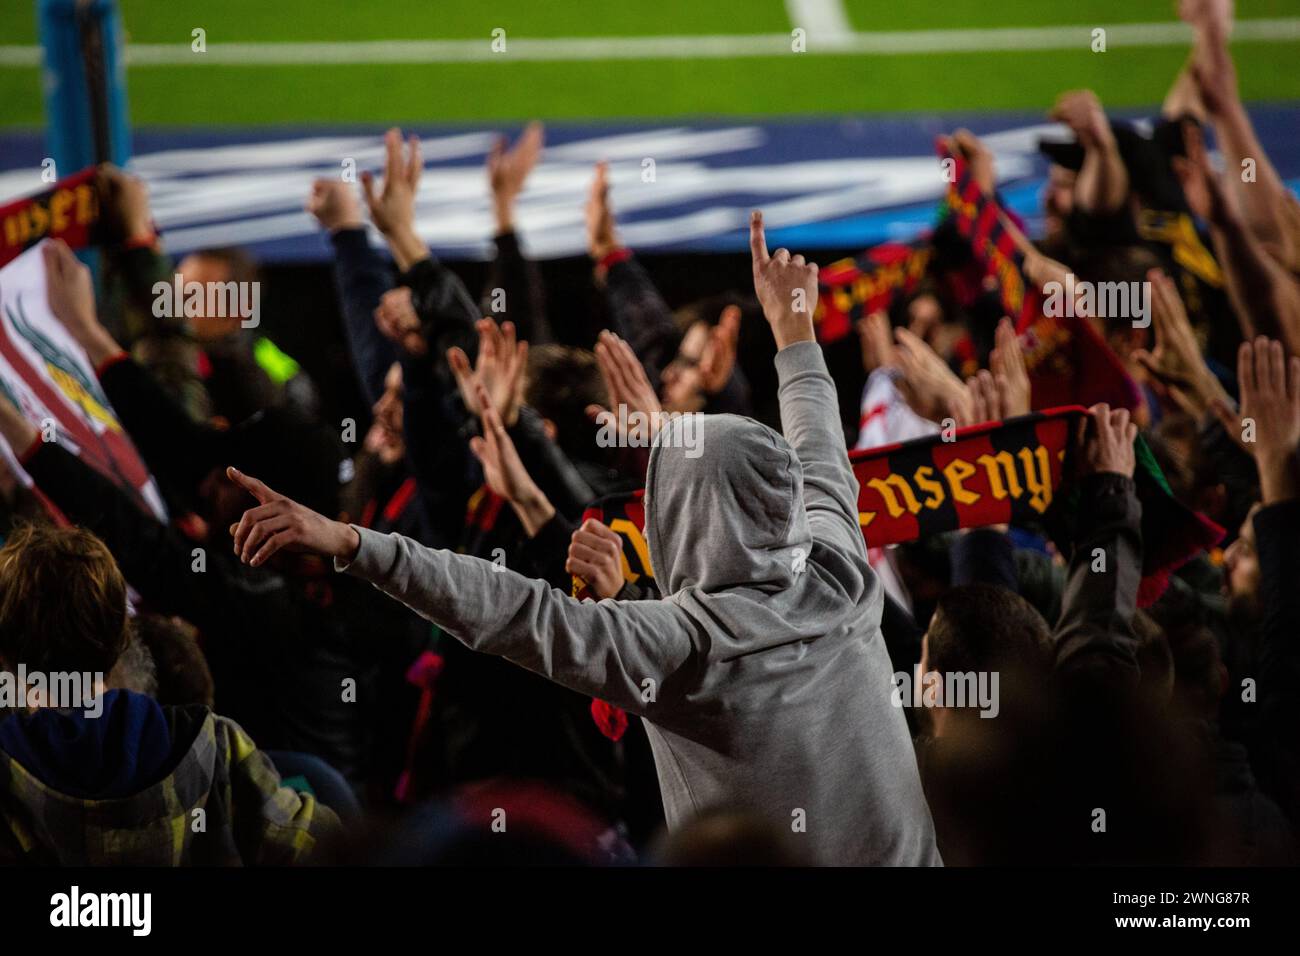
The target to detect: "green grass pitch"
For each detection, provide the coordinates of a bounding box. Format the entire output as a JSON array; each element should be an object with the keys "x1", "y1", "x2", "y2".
[{"x1": 2, "y1": 0, "x2": 1298, "y2": 127}]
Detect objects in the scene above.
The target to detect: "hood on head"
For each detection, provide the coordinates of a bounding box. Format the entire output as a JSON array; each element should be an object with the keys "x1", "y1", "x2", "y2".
[{"x1": 645, "y1": 414, "x2": 811, "y2": 596}]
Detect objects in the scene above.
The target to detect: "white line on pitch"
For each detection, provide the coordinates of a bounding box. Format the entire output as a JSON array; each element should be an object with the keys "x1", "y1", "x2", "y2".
[
  {"x1": 1, "y1": 19, "x2": 1298, "y2": 68},
  {"x1": 785, "y1": 0, "x2": 855, "y2": 48}
]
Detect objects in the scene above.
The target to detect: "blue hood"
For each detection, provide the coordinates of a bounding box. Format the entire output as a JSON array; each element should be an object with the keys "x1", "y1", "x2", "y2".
[{"x1": 0, "y1": 690, "x2": 173, "y2": 799}]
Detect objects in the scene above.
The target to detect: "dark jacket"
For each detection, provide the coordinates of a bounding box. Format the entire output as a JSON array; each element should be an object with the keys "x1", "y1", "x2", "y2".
[
  {"x1": 1051, "y1": 474, "x2": 1292, "y2": 863},
  {"x1": 329, "y1": 227, "x2": 399, "y2": 409},
  {"x1": 1245, "y1": 499, "x2": 1300, "y2": 823},
  {"x1": 480, "y1": 229, "x2": 552, "y2": 345}
]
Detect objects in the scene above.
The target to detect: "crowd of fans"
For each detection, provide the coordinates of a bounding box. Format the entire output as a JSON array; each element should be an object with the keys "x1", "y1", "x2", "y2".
[{"x1": 0, "y1": 1, "x2": 1297, "y2": 866}]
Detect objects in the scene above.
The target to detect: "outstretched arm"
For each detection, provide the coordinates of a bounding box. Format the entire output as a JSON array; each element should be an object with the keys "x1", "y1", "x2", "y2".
[
  {"x1": 359, "y1": 126, "x2": 485, "y2": 355},
  {"x1": 588, "y1": 163, "x2": 681, "y2": 387},
  {"x1": 750, "y1": 211, "x2": 865, "y2": 561},
  {"x1": 1224, "y1": 336, "x2": 1300, "y2": 815},
  {"x1": 1184, "y1": 3, "x2": 1296, "y2": 266},
  {"x1": 226, "y1": 467, "x2": 697, "y2": 714},
  {"x1": 1050, "y1": 90, "x2": 1130, "y2": 218},
  {"x1": 483, "y1": 123, "x2": 553, "y2": 343},
  {"x1": 308, "y1": 178, "x2": 397, "y2": 407},
  {"x1": 1177, "y1": 124, "x2": 1300, "y2": 355}
]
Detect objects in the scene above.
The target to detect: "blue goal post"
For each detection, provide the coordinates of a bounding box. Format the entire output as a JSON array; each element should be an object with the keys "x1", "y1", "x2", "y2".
[{"x1": 38, "y1": 0, "x2": 132, "y2": 176}]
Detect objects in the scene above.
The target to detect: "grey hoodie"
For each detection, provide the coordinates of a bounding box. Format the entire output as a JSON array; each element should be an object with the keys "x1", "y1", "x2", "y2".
[{"x1": 339, "y1": 341, "x2": 940, "y2": 865}]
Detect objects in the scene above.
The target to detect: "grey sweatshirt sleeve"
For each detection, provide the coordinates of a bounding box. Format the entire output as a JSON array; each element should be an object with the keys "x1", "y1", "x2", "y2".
[
  {"x1": 336, "y1": 526, "x2": 698, "y2": 713},
  {"x1": 774, "y1": 340, "x2": 868, "y2": 562}
]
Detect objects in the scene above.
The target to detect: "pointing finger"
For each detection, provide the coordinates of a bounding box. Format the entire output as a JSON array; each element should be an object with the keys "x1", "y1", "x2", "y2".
[
  {"x1": 749, "y1": 210, "x2": 769, "y2": 272},
  {"x1": 226, "y1": 467, "x2": 278, "y2": 505}
]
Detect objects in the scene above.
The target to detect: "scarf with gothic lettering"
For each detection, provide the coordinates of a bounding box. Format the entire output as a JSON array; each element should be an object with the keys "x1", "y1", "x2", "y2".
[
  {"x1": 851, "y1": 406, "x2": 1222, "y2": 604},
  {"x1": 935, "y1": 140, "x2": 1140, "y2": 411},
  {"x1": 0, "y1": 168, "x2": 101, "y2": 268},
  {"x1": 853, "y1": 407, "x2": 1073, "y2": 545}
]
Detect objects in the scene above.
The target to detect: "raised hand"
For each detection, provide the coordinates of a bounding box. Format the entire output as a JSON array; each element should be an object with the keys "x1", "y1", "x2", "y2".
[
  {"x1": 96, "y1": 164, "x2": 155, "y2": 245},
  {"x1": 697, "y1": 305, "x2": 742, "y2": 396},
  {"x1": 447, "y1": 319, "x2": 528, "y2": 427},
  {"x1": 373, "y1": 286, "x2": 427, "y2": 356},
  {"x1": 587, "y1": 330, "x2": 661, "y2": 444},
  {"x1": 566, "y1": 518, "x2": 626, "y2": 600},
  {"x1": 43, "y1": 240, "x2": 96, "y2": 333},
  {"x1": 1216, "y1": 336, "x2": 1300, "y2": 503},
  {"x1": 361, "y1": 128, "x2": 421, "y2": 236},
  {"x1": 1050, "y1": 89, "x2": 1130, "y2": 216},
  {"x1": 1078, "y1": 404, "x2": 1138, "y2": 478},
  {"x1": 361, "y1": 128, "x2": 427, "y2": 270},
  {"x1": 1180, "y1": 0, "x2": 1234, "y2": 41},
  {"x1": 488, "y1": 121, "x2": 544, "y2": 232},
  {"x1": 1132, "y1": 268, "x2": 1230, "y2": 418},
  {"x1": 894, "y1": 326, "x2": 971, "y2": 424},
  {"x1": 466, "y1": 381, "x2": 554, "y2": 535},
  {"x1": 948, "y1": 129, "x2": 996, "y2": 195},
  {"x1": 306, "y1": 178, "x2": 364, "y2": 233},
  {"x1": 41, "y1": 240, "x2": 120, "y2": 366},
  {"x1": 855, "y1": 310, "x2": 896, "y2": 374},
  {"x1": 1049, "y1": 89, "x2": 1113, "y2": 150},
  {"x1": 586, "y1": 161, "x2": 620, "y2": 261},
  {"x1": 749, "y1": 210, "x2": 817, "y2": 350},
  {"x1": 989, "y1": 316, "x2": 1032, "y2": 417},
  {"x1": 227, "y1": 467, "x2": 359, "y2": 567},
  {"x1": 964, "y1": 370, "x2": 1003, "y2": 425}
]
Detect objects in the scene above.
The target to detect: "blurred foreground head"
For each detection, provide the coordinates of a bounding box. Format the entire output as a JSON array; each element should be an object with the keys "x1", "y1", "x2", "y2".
[
  {"x1": 654, "y1": 807, "x2": 813, "y2": 866},
  {"x1": 176, "y1": 246, "x2": 259, "y2": 342},
  {"x1": 0, "y1": 523, "x2": 128, "y2": 678},
  {"x1": 920, "y1": 584, "x2": 1054, "y2": 737},
  {"x1": 357, "y1": 781, "x2": 626, "y2": 866}
]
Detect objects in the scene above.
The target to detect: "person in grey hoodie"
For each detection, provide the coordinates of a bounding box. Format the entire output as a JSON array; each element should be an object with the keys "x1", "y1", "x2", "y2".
[{"x1": 226, "y1": 211, "x2": 941, "y2": 866}]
